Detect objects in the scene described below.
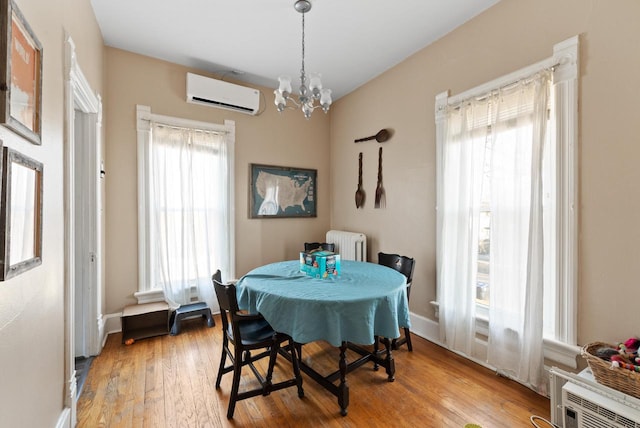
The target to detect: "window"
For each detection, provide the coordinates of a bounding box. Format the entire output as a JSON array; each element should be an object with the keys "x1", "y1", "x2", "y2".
[
  {"x1": 136, "y1": 105, "x2": 235, "y2": 309},
  {"x1": 471, "y1": 104, "x2": 555, "y2": 310},
  {"x1": 435, "y1": 36, "x2": 579, "y2": 373}
]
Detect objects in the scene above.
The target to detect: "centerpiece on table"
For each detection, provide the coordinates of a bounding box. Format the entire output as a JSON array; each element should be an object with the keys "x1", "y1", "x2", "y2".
[{"x1": 300, "y1": 249, "x2": 340, "y2": 279}]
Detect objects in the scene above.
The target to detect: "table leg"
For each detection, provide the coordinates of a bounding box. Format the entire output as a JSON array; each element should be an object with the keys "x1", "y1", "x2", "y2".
[
  {"x1": 338, "y1": 342, "x2": 349, "y2": 416},
  {"x1": 381, "y1": 337, "x2": 395, "y2": 382},
  {"x1": 373, "y1": 335, "x2": 380, "y2": 371}
]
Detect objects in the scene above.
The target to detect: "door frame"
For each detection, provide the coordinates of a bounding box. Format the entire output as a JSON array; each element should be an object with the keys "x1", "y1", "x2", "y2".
[{"x1": 62, "y1": 35, "x2": 103, "y2": 427}]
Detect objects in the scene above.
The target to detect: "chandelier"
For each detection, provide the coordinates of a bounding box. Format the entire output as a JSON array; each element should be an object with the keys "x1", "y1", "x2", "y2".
[{"x1": 274, "y1": 0, "x2": 332, "y2": 119}]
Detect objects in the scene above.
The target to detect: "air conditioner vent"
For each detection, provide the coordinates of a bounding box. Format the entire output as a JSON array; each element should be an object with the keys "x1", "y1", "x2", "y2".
[
  {"x1": 190, "y1": 96, "x2": 254, "y2": 114},
  {"x1": 619, "y1": 416, "x2": 638, "y2": 428},
  {"x1": 186, "y1": 72, "x2": 260, "y2": 115},
  {"x1": 567, "y1": 391, "x2": 583, "y2": 405},
  {"x1": 582, "y1": 398, "x2": 599, "y2": 414}
]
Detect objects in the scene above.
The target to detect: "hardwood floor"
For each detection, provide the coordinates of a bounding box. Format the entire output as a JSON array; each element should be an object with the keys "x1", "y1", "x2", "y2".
[{"x1": 77, "y1": 315, "x2": 550, "y2": 427}]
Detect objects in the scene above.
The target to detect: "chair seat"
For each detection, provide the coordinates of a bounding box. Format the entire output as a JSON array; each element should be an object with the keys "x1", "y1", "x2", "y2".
[{"x1": 227, "y1": 318, "x2": 275, "y2": 345}]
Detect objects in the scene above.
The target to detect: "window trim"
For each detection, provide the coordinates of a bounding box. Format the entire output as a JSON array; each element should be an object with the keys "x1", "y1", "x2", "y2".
[
  {"x1": 135, "y1": 105, "x2": 236, "y2": 299},
  {"x1": 434, "y1": 36, "x2": 579, "y2": 364}
]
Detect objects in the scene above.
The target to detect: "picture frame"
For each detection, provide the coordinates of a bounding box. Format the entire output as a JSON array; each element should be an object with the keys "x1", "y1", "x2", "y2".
[
  {"x1": 0, "y1": 0, "x2": 43, "y2": 145},
  {"x1": 0, "y1": 144, "x2": 43, "y2": 280},
  {"x1": 249, "y1": 163, "x2": 317, "y2": 218}
]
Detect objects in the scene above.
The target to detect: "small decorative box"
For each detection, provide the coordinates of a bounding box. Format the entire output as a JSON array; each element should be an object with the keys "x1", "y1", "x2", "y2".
[{"x1": 300, "y1": 250, "x2": 341, "y2": 279}]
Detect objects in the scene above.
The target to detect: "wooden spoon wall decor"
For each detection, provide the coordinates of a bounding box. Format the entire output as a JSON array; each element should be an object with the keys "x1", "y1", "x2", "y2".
[{"x1": 354, "y1": 129, "x2": 390, "y2": 143}]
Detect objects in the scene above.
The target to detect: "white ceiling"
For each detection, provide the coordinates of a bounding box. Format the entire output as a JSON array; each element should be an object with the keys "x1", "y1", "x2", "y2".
[{"x1": 90, "y1": 0, "x2": 499, "y2": 100}]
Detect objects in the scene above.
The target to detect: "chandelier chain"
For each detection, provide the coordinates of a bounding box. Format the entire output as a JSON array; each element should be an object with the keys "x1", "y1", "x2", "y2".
[{"x1": 301, "y1": 12, "x2": 305, "y2": 76}]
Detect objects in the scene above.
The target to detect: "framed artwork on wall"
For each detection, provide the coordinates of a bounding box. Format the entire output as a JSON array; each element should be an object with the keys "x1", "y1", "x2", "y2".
[
  {"x1": 249, "y1": 163, "x2": 317, "y2": 218},
  {"x1": 0, "y1": 0, "x2": 43, "y2": 145},
  {"x1": 0, "y1": 144, "x2": 43, "y2": 280}
]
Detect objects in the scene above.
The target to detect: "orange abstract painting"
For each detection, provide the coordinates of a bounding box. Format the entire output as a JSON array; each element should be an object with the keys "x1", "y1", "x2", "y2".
[{"x1": 10, "y1": 11, "x2": 38, "y2": 132}]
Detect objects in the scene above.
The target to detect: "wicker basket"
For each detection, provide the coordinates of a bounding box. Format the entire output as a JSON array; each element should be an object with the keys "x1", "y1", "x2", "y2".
[{"x1": 581, "y1": 341, "x2": 640, "y2": 399}]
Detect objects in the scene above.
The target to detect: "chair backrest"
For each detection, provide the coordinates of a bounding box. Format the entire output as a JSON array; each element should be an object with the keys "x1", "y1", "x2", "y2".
[
  {"x1": 378, "y1": 252, "x2": 415, "y2": 285},
  {"x1": 304, "y1": 242, "x2": 336, "y2": 252},
  {"x1": 212, "y1": 270, "x2": 241, "y2": 339}
]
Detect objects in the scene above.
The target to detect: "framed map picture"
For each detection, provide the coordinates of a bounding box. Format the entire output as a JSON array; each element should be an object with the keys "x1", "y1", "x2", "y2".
[
  {"x1": 249, "y1": 164, "x2": 317, "y2": 218},
  {"x1": 0, "y1": 0, "x2": 43, "y2": 145}
]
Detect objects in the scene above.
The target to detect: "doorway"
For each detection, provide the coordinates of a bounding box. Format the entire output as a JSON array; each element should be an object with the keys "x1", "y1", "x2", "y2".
[
  {"x1": 63, "y1": 35, "x2": 103, "y2": 426},
  {"x1": 73, "y1": 108, "x2": 100, "y2": 359},
  {"x1": 73, "y1": 108, "x2": 100, "y2": 399}
]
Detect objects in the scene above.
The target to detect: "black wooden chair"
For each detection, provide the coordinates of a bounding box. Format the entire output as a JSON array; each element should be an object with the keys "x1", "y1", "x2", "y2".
[
  {"x1": 212, "y1": 270, "x2": 304, "y2": 418},
  {"x1": 304, "y1": 242, "x2": 335, "y2": 252},
  {"x1": 377, "y1": 252, "x2": 415, "y2": 351}
]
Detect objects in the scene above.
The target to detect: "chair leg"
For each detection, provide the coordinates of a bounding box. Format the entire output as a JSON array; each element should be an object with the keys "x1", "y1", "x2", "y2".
[
  {"x1": 289, "y1": 339, "x2": 304, "y2": 398},
  {"x1": 404, "y1": 327, "x2": 413, "y2": 352},
  {"x1": 215, "y1": 339, "x2": 228, "y2": 389},
  {"x1": 227, "y1": 350, "x2": 243, "y2": 419},
  {"x1": 264, "y1": 338, "x2": 280, "y2": 396}
]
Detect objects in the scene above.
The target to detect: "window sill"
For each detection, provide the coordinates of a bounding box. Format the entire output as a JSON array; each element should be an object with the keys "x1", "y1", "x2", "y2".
[
  {"x1": 134, "y1": 289, "x2": 166, "y2": 304},
  {"x1": 429, "y1": 301, "x2": 579, "y2": 368},
  {"x1": 134, "y1": 281, "x2": 236, "y2": 306}
]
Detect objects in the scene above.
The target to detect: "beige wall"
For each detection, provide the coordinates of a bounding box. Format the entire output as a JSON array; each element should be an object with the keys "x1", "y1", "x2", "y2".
[
  {"x1": 103, "y1": 48, "x2": 331, "y2": 314},
  {"x1": 331, "y1": 0, "x2": 640, "y2": 345},
  {"x1": 0, "y1": 0, "x2": 104, "y2": 426}
]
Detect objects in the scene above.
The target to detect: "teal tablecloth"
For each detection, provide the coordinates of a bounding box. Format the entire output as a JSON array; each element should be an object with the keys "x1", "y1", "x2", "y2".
[{"x1": 236, "y1": 260, "x2": 411, "y2": 346}]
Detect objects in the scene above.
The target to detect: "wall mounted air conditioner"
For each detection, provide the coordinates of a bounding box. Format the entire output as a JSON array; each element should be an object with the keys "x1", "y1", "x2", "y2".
[
  {"x1": 560, "y1": 369, "x2": 640, "y2": 428},
  {"x1": 186, "y1": 72, "x2": 260, "y2": 115}
]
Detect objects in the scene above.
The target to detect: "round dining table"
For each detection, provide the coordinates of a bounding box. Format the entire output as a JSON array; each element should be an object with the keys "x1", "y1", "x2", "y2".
[
  {"x1": 236, "y1": 259, "x2": 411, "y2": 346},
  {"x1": 235, "y1": 259, "x2": 411, "y2": 416}
]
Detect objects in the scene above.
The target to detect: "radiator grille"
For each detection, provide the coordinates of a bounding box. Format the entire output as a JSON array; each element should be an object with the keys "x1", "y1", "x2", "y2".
[{"x1": 325, "y1": 230, "x2": 367, "y2": 261}]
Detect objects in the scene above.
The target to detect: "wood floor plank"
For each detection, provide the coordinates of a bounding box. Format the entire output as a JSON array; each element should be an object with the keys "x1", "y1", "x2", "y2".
[
  {"x1": 143, "y1": 336, "x2": 165, "y2": 427},
  {"x1": 78, "y1": 315, "x2": 550, "y2": 427},
  {"x1": 192, "y1": 330, "x2": 225, "y2": 427},
  {"x1": 129, "y1": 338, "x2": 148, "y2": 428}
]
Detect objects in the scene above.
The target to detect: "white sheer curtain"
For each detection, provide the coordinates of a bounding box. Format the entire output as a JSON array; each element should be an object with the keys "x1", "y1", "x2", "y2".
[
  {"x1": 437, "y1": 71, "x2": 551, "y2": 392},
  {"x1": 437, "y1": 97, "x2": 487, "y2": 358},
  {"x1": 487, "y1": 71, "x2": 550, "y2": 392},
  {"x1": 149, "y1": 123, "x2": 231, "y2": 311}
]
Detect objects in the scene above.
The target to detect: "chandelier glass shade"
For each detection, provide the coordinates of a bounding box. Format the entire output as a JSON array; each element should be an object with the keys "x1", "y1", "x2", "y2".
[{"x1": 274, "y1": 0, "x2": 332, "y2": 119}]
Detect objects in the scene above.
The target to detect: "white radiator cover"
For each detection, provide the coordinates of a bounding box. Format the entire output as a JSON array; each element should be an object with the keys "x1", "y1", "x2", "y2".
[{"x1": 326, "y1": 230, "x2": 367, "y2": 261}]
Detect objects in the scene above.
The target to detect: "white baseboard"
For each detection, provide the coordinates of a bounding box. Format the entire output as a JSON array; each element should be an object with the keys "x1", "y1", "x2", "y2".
[
  {"x1": 103, "y1": 312, "x2": 123, "y2": 344},
  {"x1": 99, "y1": 310, "x2": 439, "y2": 344},
  {"x1": 98, "y1": 309, "x2": 578, "y2": 371},
  {"x1": 97, "y1": 314, "x2": 106, "y2": 354},
  {"x1": 407, "y1": 311, "x2": 440, "y2": 344},
  {"x1": 412, "y1": 308, "x2": 579, "y2": 368},
  {"x1": 55, "y1": 408, "x2": 71, "y2": 428},
  {"x1": 100, "y1": 309, "x2": 440, "y2": 344}
]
